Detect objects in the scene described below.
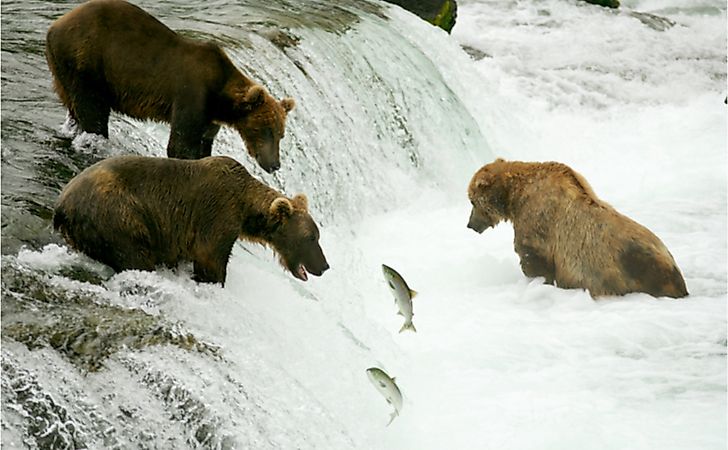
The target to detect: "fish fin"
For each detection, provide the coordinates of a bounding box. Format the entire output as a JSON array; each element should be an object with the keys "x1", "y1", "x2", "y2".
[
  {"x1": 409, "y1": 289, "x2": 418, "y2": 298},
  {"x1": 386, "y1": 410, "x2": 398, "y2": 426},
  {"x1": 392, "y1": 377, "x2": 396, "y2": 382},
  {"x1": 399, "y1": 322, "x2": 416, "y2": 333},
  {"x1": 396, "y1": 311, "x2": 404, "y2": 316}
]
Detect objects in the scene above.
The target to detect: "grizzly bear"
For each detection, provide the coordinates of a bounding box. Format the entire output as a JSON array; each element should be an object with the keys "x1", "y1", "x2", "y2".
[
  {"x1": 45, "y1": 0, "x2": 294, "y2": 172},
  {"x1": 467, "y1": 159, "x2": 688, "y2": 298},
  {"x1": 53, "y1": 155, "x2": 329, "y2": 285}
]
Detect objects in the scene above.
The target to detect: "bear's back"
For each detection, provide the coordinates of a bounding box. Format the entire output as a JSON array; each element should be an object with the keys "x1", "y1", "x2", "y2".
[
  {"x1": 63, "y1": 155, "x2": 245, "y2": 204},
  {"x1": 49, "y1": 0, "x2": 176, "y2": 41}
]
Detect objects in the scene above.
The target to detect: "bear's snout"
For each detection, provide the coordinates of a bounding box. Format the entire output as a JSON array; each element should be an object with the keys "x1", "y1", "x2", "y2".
[
  {"x1": 307, "y1": 258, "x2": 329, "y2": 277},
  {"x1": 259, "y1": 158, "x2": 281, "y2": 173},
  {"x1": 319, "y1": 260, "x2": 330, "y2": 274},
  {"x1": 467, "y1": 220, "x2": 486, "y2": 233},
  {"x1": 467, "y1": 208, "x2": 491, "y2": 233}
]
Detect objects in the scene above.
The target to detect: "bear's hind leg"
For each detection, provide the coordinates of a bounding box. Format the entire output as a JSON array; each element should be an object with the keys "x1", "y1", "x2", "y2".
[{"x1": 87, "y1": 230, "x2": 156, "y2": 274}]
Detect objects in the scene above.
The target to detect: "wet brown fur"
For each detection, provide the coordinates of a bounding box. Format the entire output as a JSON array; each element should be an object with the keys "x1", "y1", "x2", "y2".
[
  {"x1": 45, "y1": 0, "x2": 294, "y2": 171},
  {"x1": 53, "y1": 156, "x2": 328, "y2": 285},
  {"x1": 467, "y1": 159, "x2": 688, "y2": 298}
]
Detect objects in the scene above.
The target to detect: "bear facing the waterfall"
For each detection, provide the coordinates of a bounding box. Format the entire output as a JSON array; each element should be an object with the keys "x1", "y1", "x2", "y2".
[
  {"x1": 53, "y1": 155, "x2": 329, "y2": 285},
  {"x1": 45, "y1": 0, "x2": 294, "y2": 172},
  {"x1": 467, "y1": 159, "x2": 688, "y2": 298}
]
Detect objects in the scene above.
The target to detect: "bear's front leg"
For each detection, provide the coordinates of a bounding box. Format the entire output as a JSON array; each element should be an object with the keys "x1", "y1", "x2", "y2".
[
  {"x1": 167, "y1": 98, "x2": 208, "y2": 159},
  {"x1": 192, "y1": 237, "x2": 235, "y2": 286},
  {"x1": 193, "y1": 256, "x2": 228, "y2": 285},
  {"x1": 514, "y1": 241, "x2": 555, "y2": 284},
  {"x1": 200, "y1": 123, "x2": 221, "y2": 158}
]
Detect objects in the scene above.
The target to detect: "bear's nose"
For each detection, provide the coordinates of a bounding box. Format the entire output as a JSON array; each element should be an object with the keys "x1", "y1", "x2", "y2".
[{"x1": 467, "y1": 220, "x2": 486, "y2": 234}]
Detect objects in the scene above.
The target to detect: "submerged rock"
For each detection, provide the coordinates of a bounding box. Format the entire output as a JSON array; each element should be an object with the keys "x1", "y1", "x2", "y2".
[
  {"x1": 580, "y1": 0, "x2": 620, "y2": 8},
  {"x1": 2, "y1": 357, "x2": 87, "y2": 449},
  {"x1": 384, "y1": 0, "x2": 458, "y2": 33},
  {"x1": 1, "y1": 261, "x2": 220, "y2": 372},
  {"x1": 627, "y1": 11, "x2": 676, "y2": 31},
  {"x1": 461, "y1": 45, "x2": 491, "y2": 61}
]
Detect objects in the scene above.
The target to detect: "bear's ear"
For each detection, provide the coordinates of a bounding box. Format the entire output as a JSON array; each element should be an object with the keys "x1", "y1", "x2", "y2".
[
  {"x1": 270, "y1": 197, "x2": 293, "y2": 222},
  {"x1": 280, "y1": 97, "x2": 295, "y2": 113},
  {"x1": 495, "y1": 157, "x2": 505, "y2": 163},
  {"x1": 292, "y1": 193, "x2": 308, "y2": 210},
  {"x1": 240, "y1": 85, "x2": 266, "y2": 110}
]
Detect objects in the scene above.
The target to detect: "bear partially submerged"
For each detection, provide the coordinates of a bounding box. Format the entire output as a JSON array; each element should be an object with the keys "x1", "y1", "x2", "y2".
[
  {"x1": 53, "y1": 155, "x2": 329, "y2": 285},
  {"x1": 467, "y1": 159, "x2": 688, "y2": 298},
  {"x1": 46, "y1": 0, "x2": 294, "y2": 172}
]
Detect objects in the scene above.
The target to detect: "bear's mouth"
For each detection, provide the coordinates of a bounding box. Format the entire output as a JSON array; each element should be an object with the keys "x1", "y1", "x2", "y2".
[{"x1": 293, "y1": 264, "x2": 308, "y2": 281}]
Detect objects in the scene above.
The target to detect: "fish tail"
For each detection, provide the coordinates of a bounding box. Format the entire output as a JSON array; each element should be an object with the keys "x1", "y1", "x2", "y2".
[
  {"x1": 386, "y1": 410, "x2": 398, "y2": 426},
  {"x1": 399, "y1": 321, "x2": 416, "y2": 333}
]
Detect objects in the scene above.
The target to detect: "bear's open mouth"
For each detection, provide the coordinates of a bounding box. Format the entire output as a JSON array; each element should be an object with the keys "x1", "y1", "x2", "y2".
[{"x1": 294, "y1": 264, "x2": 308, "y2": 281}]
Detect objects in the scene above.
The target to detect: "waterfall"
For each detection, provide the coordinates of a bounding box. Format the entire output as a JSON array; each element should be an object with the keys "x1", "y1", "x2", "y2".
[{"x1": 109, "y1": 0, "x2": 492, "y2": 224}]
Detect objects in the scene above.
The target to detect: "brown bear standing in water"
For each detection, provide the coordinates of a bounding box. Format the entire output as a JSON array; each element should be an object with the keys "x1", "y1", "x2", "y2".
[
  {"x1": 45, "y1": 0, "x2": 295, "y2": 172},
  {"x1": 53, "y1": 155, "x2": 329, "y2": 285},
  {"x1": 467, "y1": 159, "x2": 688, "y2": 298}
]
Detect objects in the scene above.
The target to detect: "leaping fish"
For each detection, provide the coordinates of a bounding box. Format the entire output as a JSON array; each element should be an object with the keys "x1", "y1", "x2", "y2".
[
  {"x1": 382, "y1": 264, "x2": 417, "y2": 333},
  {"x1": 366, "y1": 367, "x2": 403, "y2": 426}
]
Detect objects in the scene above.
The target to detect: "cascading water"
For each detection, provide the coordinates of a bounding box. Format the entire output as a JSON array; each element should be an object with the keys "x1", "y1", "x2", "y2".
[
  {"x1": 2, "y1": 0, "x2": 725, "y2": 449},
  {"x1": 2, "y1": 1, "x2": 492, "y2": 448}
]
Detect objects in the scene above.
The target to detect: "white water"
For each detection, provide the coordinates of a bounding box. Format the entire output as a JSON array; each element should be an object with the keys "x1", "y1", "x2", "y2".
[{"x1": 4, "y1": 0, "x2": 726, "y2": 449}]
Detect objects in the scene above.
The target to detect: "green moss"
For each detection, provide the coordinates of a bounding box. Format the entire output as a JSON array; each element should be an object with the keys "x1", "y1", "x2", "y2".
[{"x1": 430, "y1": 0, "x2": 457, "y2": 33}]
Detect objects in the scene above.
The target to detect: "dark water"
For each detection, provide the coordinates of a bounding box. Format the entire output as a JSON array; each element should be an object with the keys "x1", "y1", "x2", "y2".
[{"x1": 2, "y1": 2, "x2": 96, "y2": 254}]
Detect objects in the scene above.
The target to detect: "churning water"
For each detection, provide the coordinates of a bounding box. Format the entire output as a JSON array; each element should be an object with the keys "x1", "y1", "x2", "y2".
[{"x1": 1, "y1": 0, "x2": 726, "y2": 449}]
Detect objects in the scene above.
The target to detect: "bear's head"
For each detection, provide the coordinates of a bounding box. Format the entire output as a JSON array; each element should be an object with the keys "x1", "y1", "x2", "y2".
[
  {"x1": 267, "y1": 194, "x2": 329, "y2": 281},
  {"x1": 234, "y1": 85, "x2": 295, "y2": 173},
  {"x1": 467, "y1": 159, "x2": 510, "y2": 233}
]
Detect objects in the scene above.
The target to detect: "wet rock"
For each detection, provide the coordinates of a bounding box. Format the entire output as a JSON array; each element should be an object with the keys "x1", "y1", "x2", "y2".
[
  {"x1": 2, "y1": 357, "x2": 87, "y2": 449},
  {"x1": 1, "y1": 261, "x2": 220, "y2": 372},
  {"x1": 581, "y1": 0, "x2": 620, "y2": 8},
  {"x1": 627, "y1": 11, "x2": 676, "y2": 31},
  {"x1": 384, "y1": 0, "x2": 458, "y2": 33},
  {"x1": 461, "y1": 45, "x2": 491, "y2": 61}
]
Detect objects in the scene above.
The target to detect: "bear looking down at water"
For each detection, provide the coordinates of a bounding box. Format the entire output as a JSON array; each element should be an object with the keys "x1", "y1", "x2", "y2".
[
  {"x1": 467, "y1": 159, "x2": 688, "y2": 298},
  {"x1": 53, "y1": 155, "x2": 329, "y2": 286},
  {"x1": 45, "y1": 0, "x2": 295, "y2": 172}
]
